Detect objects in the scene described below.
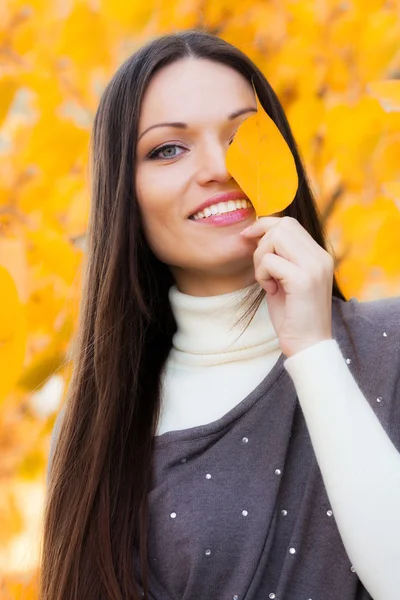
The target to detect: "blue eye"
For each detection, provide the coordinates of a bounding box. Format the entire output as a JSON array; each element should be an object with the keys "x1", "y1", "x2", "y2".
[{"x1": 148, "y1": 144, "x2": 186, "y2": 160}]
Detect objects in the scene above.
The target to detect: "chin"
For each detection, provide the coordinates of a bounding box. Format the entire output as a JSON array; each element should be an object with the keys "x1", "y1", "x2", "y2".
[{"x1": 199, "y1": 252, "x2": 253, "y2": 275}]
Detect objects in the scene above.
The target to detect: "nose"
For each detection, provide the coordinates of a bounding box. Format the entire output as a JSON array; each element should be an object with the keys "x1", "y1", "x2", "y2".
[{"x1": 195, "y1": 139, "x2": 232, "y2": 186}]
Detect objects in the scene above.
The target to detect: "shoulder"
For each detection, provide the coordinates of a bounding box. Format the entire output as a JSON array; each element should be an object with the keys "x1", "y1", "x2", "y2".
[
  {"x1": 332, "y1": 295, "x2": 400, "y2": 353},
  {"x1": 332, "y1": 295, "x2": 400, "y2": 445},
  {"x1": 333, "y1": 294, "x2": 400, "y2": 329}
]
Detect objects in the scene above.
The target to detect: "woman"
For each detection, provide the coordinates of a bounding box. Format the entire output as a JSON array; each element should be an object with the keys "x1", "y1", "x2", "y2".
[{"x1": 42, "y1": 30, "x2": 400, "y2": 600}]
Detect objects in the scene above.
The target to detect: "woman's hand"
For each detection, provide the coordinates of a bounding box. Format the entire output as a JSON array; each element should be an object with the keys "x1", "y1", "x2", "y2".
[{"x1": 241, "y1": 216, "x2": 334, "y2": 358}]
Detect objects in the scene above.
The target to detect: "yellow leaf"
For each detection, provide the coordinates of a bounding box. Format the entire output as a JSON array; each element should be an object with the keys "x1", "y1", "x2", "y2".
[
  {"x1": 0, "y1": 236, "x2": 28, "y2": 302},
  {"x1": 356, "y1": 12, "x2": 400, "y2": 83},
  {"x1": 371, "y1": 136, "x2": 400, "y2": 184},
  {"x1": 0, "y1": 268, "x2": 20, "y2": 340},
  {"x1": 0, "y1": 489, "x2": 24, "y2": 545},
  {"x1": 2, "y1": 571, "x2": 39, "y2": 600},
  {"x1": 286, "y1": 93, "x2": 325, "y2": 161},
  {"x1": 26, "y1": 226, "x2": 82, "y2": 286},
  {"x1": 0, "y1": 77, "x2": 18, "y2": 126},
  {"x1": 18, "y1": 313, "x2": 74, "y2": 390},
  {"x1": 367, "y1": 195, "x2": 400, "y2": 276},
  {"x1": 17, "y1": 447, "x2": 46, "y2": 479},
  {"x1": 226, "y1": 89, "x2": 298, "y2": 217},
  {"x1": 0, "y1": 267, "x2": 27, "y2": 401},
  {"x1": 19, "y1": 115, "x2": 90, "y2": 180},
  {"x1": 367, "y1": 80, "x2": 400, "y2": 112},
  {"x1": 156, "y1": 0, "x2": 201, "y2": 32},
  {"x1": 57, "y1": 2, "x2": 113, "y2": 70},
  {"x1": 324, "y1": 97, "x2": 385, "y2": 189},
  {"x1": 64, "y1": 187, "x2": 90, "y2": 238},
  {"x1": 336, "y1": 256, "x2": 368, "y2": 299},
  {"x1": 100, "y1": 0, "x2": 154, "y2": 33},
  {"x1": 381, "y1": 181, "x2": 400, "y2": 201}
]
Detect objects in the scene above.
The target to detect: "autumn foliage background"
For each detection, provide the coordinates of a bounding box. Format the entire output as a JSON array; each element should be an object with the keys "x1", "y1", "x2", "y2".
[{"x1": 1, "y1": 0, "x2": 399, "y2": 597}]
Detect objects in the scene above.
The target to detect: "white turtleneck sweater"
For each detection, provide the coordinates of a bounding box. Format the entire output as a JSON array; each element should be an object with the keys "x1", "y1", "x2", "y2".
[
  {"x1": 157, "y1": 283, "x2": 400, "y2": 600},
  {"x1": 157, "y1": 282, "x2": 281, "y2": 434}
]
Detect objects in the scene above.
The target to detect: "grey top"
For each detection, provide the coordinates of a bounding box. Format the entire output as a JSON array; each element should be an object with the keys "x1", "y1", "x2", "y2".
[{"x1": 48, "y1": 295, "x2": 400, "y2": 600}]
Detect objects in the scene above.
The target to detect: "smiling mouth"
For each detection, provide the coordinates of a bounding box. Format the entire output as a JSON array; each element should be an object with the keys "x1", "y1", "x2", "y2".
[{"x1": 189, "y1": 199, "x2": 253, "y2": 220}]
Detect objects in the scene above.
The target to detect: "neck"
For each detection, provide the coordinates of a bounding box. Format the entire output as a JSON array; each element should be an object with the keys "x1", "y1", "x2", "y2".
[
  {"x1": 168, "y1": 281, "x2": 280, "y2": 366},
  {"x1": 170, "y1": 265, "x2": 257, "y2": 297}
]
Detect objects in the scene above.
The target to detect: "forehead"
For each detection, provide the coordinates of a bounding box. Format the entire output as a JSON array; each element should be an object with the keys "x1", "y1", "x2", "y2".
[{"x1": 138, "y1": 58, "x2": 255, "y2": 127}]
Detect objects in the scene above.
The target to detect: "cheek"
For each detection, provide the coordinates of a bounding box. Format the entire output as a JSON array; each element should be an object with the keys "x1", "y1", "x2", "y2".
[
  {"x1": 135, "y1": 166, "x2": 183, "y2": 262},
  {"x1": 136, "y1": 164, "x2": 180, "y2": 217},
  {"x1": 136, "y1": 171, "x2": 170, "y2": 242}
]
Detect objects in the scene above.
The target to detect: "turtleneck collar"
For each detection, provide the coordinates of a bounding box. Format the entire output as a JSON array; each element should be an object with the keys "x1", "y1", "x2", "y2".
[{"x1": 168, "y1": 282, "x2": 280, "y2": 366}]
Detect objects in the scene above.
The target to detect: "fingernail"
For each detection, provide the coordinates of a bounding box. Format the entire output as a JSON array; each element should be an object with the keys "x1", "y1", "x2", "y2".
[{"x1": 240, "y1": 225, "x2": 252, "y2": 235}]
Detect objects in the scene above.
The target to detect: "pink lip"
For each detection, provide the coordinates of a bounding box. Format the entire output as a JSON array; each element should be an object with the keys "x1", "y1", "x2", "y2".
[
  {"x1": 188, "y1": 190, "x2": 251, "y2": 218},
  {"x1": 191, "y1": 206, "x2": 255, "y2": 227}
]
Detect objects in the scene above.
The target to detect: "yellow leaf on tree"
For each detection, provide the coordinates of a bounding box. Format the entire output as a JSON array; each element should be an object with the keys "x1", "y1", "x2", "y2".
[
  {"x1": 0, "y1": 267, "x2": 27, "y2": 402},
  {"x1": 226, "y1": 89, "x2": 298, "y2": 217},
  {"x1": 371, "y1": 136, "x2": 400, "y2": 184},
  {"x1": 0, "y1": 77, "x2": 18, "y2": 127},
  {"x1": 382, "y1": 181, "x2": 400, "y2": 201},
  {"x1": 367, "y1": 80, "x2": 400, "y2": 112},
  {"x1": 336, "y1": 255, "x2": 369, "y2": 299},
  {"x1": 57, "y1": 3, "x2": 113, "y2": 71},
  {"x1": 26, "y1": 227, "x2": 82, "y2": 287},
  {"x1": 0, "y1": 236, "x2": 28, "y2": 302},
  {"x1": 367, "y1": 195, "x2": 400, "y2": 277}
]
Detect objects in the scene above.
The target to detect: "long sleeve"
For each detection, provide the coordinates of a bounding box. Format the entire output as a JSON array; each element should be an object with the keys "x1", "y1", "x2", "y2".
[{"x1": 284, "y1": 339, "x2": 400, "y2": 600}]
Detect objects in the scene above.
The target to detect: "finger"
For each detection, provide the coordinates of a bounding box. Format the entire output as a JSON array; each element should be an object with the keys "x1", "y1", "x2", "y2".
[
  {"x1": 256, "y1": 252, "x2": 299, "y2": 291},
  {"x1": 244, "y1": 217, "x2": 316, "y2": 255},
  {"x1": 241, "y1": 216, "x2": 282, "y2": 238},
  {"x1": 254, "y1": 218, "x2": 330, "y2": 268},
  {"x1": 254, "y1": 226, "x2": 308, "y2": 268}
]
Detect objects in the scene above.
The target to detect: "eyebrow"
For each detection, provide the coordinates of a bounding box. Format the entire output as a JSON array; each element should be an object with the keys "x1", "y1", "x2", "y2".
[{"x1": 137, "y1": 107, "x2": 257, "y2": 142}]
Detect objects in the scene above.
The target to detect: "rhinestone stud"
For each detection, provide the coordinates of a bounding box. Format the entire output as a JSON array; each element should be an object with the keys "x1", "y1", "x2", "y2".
[
  {"x1": 275, "y1": 469, "x2": 281, "y2": 475},
  {"x1": 289, "y1": 547, "x2": 296, "y2": 554},
  {"x1": 242, "y1": 436, "x2": 249, "y2": 444},
  {"x1": 205, "y1": 473, "x2": 212, "y2": 479},
  {"x1": 170, "y1": 512, "x2": 177, "y2": 519},
  {"x1": 346, "y1": 358, "x2": 352, "y2": 365},
  {"x1": 281, "y1": 509, "x2": 288, "y2": 516},
  {"x1": 377, "y1": 397, "x2": 382, "y2": 403},
  {"x1": 327, "y1": 510, "x2": 333, "y2": 517},
  {"x1": 242, "y1": 510, "x2": 248, "y2": 516},
  {"x1": 205, "y1": 549, "x2": 211, "y2": 556},
  {"x1": 269, "y1": 594, "x2": 276, "y2": 599}
]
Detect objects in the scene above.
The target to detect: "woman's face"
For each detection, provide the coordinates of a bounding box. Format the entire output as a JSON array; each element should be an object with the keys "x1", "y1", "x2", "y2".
[{"x1": 135, "y1": 57, "x2": 258, "y2": 295}]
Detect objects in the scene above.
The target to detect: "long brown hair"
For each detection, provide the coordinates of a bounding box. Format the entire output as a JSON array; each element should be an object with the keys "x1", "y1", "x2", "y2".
[{"x1": 40, "y1": 29, "x2": 345, "y2": 600}]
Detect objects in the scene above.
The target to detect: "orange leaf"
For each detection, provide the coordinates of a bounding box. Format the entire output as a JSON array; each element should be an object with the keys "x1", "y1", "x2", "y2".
[{"x1": 226, "y1": 88, "x2": 298, "y2": 217}]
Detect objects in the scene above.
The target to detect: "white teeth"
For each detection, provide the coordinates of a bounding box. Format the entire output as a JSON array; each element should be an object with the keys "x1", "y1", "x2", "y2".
[{"x1": 191, "y1": 199, "x2": 252, "y2": 220}]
